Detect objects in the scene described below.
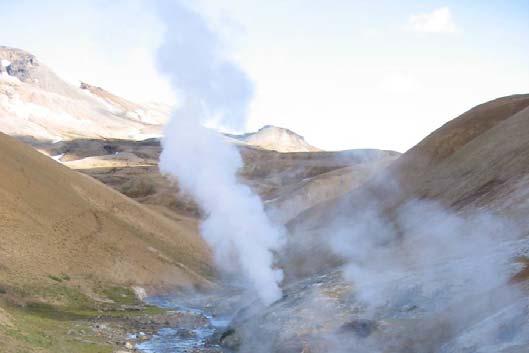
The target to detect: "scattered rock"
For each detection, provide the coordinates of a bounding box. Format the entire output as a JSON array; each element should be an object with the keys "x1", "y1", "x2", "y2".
[{"x1": 176, "y1": 328, "x2": 197, "y2": 339}]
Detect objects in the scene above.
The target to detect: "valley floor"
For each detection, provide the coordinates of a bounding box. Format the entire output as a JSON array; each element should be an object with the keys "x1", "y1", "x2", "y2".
[{"x1": 0, "y1": 282, "x2": 180, "y2": 353}]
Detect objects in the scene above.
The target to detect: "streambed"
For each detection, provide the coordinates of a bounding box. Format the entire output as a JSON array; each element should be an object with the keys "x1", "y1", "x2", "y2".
[{"x1": 135, "y1": 295, "x2": 235, "y2": 353}]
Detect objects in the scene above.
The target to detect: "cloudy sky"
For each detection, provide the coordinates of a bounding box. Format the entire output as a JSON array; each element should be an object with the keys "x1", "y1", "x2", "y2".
[{"x1": 1, "y1": 0, "x2": 528, "y2": 151}]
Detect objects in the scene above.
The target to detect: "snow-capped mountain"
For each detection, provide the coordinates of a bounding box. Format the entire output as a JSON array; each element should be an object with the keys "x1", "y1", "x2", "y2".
[{"x1": 0, "y1": 46, "x2": 168, "y2": 142}]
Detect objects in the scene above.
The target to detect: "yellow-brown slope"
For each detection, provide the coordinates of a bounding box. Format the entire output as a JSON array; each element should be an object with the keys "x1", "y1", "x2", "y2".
[
  {"x1": 285, "y1": 94, "x2": 529, "y2": 280},
  {"x1": 0, "y1": 132, "x2": 212, "y2": 293}
]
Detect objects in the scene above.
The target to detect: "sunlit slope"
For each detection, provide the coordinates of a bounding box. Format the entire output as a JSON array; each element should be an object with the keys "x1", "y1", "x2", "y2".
[
  {"x1": 0, "y1": 132, "x2": 211, "y2": 291},
  {"x1": 293, "y1": 94, "x2": 529, "y2": 227},
  {"x1": 393, "y1": 94, "x2": 529, "y2": 211},
  {"x1": 286, "y1": 94, "x2": 529, "y2": 279}
]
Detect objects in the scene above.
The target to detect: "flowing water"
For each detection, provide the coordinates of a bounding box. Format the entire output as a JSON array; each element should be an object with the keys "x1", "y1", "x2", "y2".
[{"x1": 136, "y1": 295, "x2": 234, "y2": 353}]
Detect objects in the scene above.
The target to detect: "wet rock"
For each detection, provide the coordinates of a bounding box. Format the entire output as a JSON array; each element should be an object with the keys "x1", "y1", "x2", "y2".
[
  {"x1": 137, "y1": 331, "x2": 151, "y2": 341},
  {"x1": 189, "y1": 348, "x2": 224, "y2": 353},
  {"x1": 337, "y1": 319, "x2": 378, "y2": 338},
  {"x1": 135, "y1": 311, "x2": 209, "y2": 330},
  {"x1": 219, "y1": 327, "x2": 241, "y2": 350},
  {"x1": 176, "y1": 328, "x2": 197, "y2": 339}
]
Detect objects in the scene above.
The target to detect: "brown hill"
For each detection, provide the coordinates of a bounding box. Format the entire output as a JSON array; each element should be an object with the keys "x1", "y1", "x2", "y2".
[
  {"x1": 286, "y1": 94, "x2": 529, "y2": 279},
  {"x1": 292, "y1": 93, "x2": 529, "y2": 226},
  {"x1": 394, "y1": 94, "x2": 529, "y2": 212},
  {"x1": 0, "y1": 132, "x2": 211, "y2": 293},
  {"x1": 264, "y1": 150, "x2": 399, "y2": 223},
  {"x1": 397, "y1": 94, "x2": 529, "y2": 174}
]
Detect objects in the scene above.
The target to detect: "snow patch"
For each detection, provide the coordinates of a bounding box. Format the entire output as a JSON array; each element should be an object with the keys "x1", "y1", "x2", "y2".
[
  {"x1": 51, "y1": 153, "x2": 64, "y2": 161},
  {"x1": 0, "y1": 72, "x2": 20, "y2": 83}
]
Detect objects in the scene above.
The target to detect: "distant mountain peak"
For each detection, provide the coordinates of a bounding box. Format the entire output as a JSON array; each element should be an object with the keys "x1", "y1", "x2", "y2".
[
  {"x1": 230, "y1": 125, "x2": 321, "y2": 152},
  {"x1": 0, "y1": 46, "x2": 169, "y2": 141}
]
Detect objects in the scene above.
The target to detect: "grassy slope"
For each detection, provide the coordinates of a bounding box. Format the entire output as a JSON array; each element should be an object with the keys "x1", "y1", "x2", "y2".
[{"x1": 0, "y1": 282, "x2": 164, "y2": 353}]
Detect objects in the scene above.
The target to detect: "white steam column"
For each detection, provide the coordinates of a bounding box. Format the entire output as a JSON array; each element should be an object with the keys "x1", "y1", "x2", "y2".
[{"x1": 155, "y1": 0, "x2": 284, "y2": 305}]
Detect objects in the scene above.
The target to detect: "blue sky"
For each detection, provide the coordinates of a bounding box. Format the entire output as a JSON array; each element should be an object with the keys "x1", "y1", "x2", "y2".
[{"x1": 0, "y1": 0, "x2": 528, "y2": 151}]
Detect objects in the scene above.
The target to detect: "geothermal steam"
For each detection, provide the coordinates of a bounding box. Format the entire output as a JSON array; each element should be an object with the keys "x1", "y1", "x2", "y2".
[{"x1": 155, "y1": 0, "x2": 284, "y2": 305}]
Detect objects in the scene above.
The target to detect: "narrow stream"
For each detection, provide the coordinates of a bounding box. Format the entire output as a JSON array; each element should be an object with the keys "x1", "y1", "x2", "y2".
[{"x1": 136, "y1": 295, "x2": 233, "y2": 353}]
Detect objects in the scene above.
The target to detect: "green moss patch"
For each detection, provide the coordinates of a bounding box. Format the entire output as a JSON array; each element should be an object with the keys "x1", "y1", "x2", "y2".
[{"x1": 0, "y1": 282, "x2": 165, "y2": 353}]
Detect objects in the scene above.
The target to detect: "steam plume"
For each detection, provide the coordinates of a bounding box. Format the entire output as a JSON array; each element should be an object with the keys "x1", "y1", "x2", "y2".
[{"x1": 154, "y1": 0, "x2": 284, "y2": 305}]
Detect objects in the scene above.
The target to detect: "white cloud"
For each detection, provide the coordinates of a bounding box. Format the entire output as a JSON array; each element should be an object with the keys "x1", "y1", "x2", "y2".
[{"x1": 409, "y1": 7, "x2": 457, "y2": 33}]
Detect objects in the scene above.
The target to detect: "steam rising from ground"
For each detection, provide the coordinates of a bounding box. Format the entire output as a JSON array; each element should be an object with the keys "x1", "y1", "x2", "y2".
[
  {"x1": 324, "y1": 192, "x2": 526, "y2": 351},
  {"x1": 155, "y1": 0, "x2": 284, "y2": 305},
  {"x1": 149, "y1": 1, "x2": 527, "y2": 350},
  {"x1": 330, "y1": 196, "x2": 521, "y2": 310},
  {"x1": 232, "y1": 176, "x2": 527, "y2": 352}
]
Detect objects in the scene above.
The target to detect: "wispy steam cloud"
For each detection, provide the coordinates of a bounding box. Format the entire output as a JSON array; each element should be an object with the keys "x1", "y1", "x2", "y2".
[
  {"x1": 408, "y1": 7, "x2": 457, "y2": 34},
  {"x1": 234, "y1": 176, "x2": 527, "y2": 352},
  {"x1": 154, "y1": 0, "x2": 284, "y2": 305}
]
